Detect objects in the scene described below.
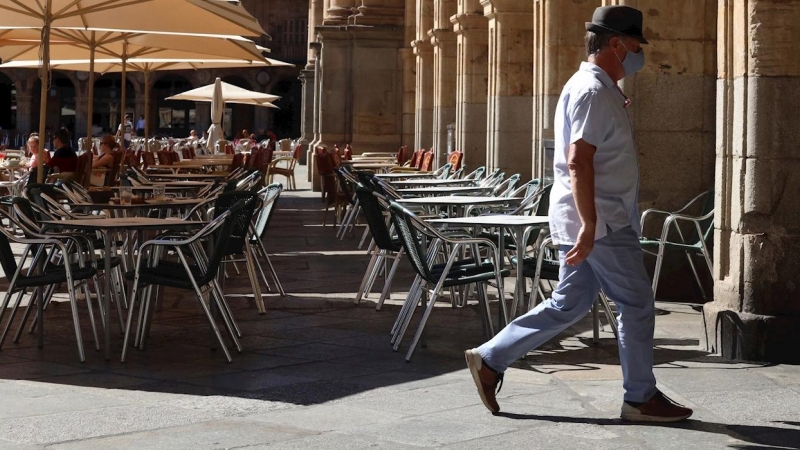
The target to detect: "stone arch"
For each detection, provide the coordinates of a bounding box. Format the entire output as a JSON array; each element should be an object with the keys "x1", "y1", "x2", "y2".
[
  {"x1": 269, "y1": 75, "x2": 302, "y2": 140},
  {"x1": 91, "y1": 73, "x2": 136, "y2": 135},
  {"x1": 152, "y1": 74, "x2": 195, "y2": 138},
  {"x1": 32, "y1": 72, "x2": 77, "y2": 143},
  {"x1": 0, "y1": 71, "x2": 17, "y2": 140},
  {"x1": 221, "y1": 75, "x2": 257, "y2": 139}
]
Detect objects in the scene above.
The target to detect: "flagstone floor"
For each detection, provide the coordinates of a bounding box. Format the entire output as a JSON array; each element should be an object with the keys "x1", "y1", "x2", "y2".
[{"x1": 0, "y1": 165, "x2": 797, "y2": 449}]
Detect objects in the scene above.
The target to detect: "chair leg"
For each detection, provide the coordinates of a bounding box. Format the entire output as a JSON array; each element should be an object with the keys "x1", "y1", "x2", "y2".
[
  {"x1": 405, "y1": 285, "x2": 445, "y2": 361},
  {"x1": 592, "y1": 300, "x2": 600, "y2": 345},
  {"x1": 598, "y1": 292, "x2": 619, "y2": 340},
  {"x1": 210, "y1": 279, "x2": 243, "y2": 342},
  {"x1": 256, "y1": 239, "x2": 286, "y2": 297},
  {"x1": 475, "y1": 282, "x2": 495, "y2": 338},
  {"x1": 82, "y1": 281, "x2": 100, "y2": 351},
  {"x1": 0, "y1": 288, "x2": 28, "y2": 349},
  {"x1": 65, "y1": 276, "x2": 86, "y2": 362},
  {"x1": 652, "y1": 242, "x2": 666, "y2": 298},
  {"x1": 376, "y1": 250, "x2": 403, "y2": 311},
  {"x1": 355, "y1": 249, "x2": 381, "y2": 305},
  {"x1": 684, "y1": 251, "x2": 708, "y2": 300},
  {"x1": 358, "y1": 225, "x2": 371, "y2": 250},
  {"x1": 121, "y1": 277, "x2": 141, "y2": 362},
  {"x1": 244, "y1": 247, "x2": 266, "y2": 314}
]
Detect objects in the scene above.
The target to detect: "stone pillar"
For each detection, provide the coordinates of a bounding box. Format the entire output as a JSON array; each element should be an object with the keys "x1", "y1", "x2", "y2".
[
  {"x1": 74, "y1": 96, "x2": 89, "y2": 140},
  {"x1": 453, "y1": 0, "x2": 488, "y2": 172},
  {"x1": 357, "y1": 0, "x2": 406, "y2": 26},
  {"x1": 401, "y1": 0, "x2": 418, "y2": 147},
  {"x1": 533, "y1": 0, "x2": 600, "y2": 181},
  {"x1": 15, "y1": 95, "x2": 33, "y2": 135},
  {"x1": 298, "y1": 69, "x2": 315, "y2": 147},
  {"x1": 482, "y1": 0, "x2": 534, "y2": 179},
  {"x1": 325, "y1": 0, "x2": 356, "y2": 24},
  {"x1": 703, "y1": 0, "x2": 800, "y2": 363},
  {"x1": 414, "y1": 0, "x2": 435, "y2": 151},
  {"x1": 430, "y1": 0, "x2": 458, "y2": 166}
]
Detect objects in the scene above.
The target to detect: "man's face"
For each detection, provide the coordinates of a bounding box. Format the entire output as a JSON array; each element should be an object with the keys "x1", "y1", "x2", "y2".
[
  {"x1": 53, "y1": 137, "x2": 63, "y2": 148},
  {"x1": 611, "y1": 36, "x2": 642, "y2": 62}
]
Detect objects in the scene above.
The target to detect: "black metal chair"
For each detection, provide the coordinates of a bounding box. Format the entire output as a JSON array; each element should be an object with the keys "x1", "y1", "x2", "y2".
[
  {"x1": 248, "y1": 183, "x2": 286, "y2": 298},
  {"x1": 388, "y1": 201, "x2": 510, "y2": 361},
  {"x1": 353, "y1": 184, "x2": 405, "y2": 310},
  {"x1": 0, "y1": 212, "x2": 98, "y2": 361},
  {"x1": 123, "y1": 201, "x2": 246, "y2": 362}
]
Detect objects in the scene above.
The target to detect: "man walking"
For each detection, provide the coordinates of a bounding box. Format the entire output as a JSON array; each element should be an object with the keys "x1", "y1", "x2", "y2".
[{"x1": 465, "y1": 5, "x2": 693, "y2": 423}]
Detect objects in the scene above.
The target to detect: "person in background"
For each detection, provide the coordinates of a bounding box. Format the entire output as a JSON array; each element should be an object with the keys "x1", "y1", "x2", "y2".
[
  {"x1": 90, "y1": 134, "x2": 118, "y2": 187},
  {"x1": 136, "y1": 115, "x2": 146, "y2": 137},
  {"x1": 117, "y1": 113, "x2": 133, "y2": 149},
  {"x1": 48, "y1": 128, "x2": 78, "y2": 174},
  {"x1": 26, "y1": 134, "x2": 49, "y2": 169},
  {"x1": 188, "y1": 129, "x2": 199, "y2": 141}
]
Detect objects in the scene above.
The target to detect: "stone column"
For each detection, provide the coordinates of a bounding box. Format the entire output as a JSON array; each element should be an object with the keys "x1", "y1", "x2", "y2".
[
  {"x1": 357, "y1": 0, "x2": 406, "y2": 26},
  {"x1": 482, "y1": 0, "x2": 534, "y2": 179},
  {"x1": 401, "y1": 0, "x2": 417, "y2": 147},
  {"x1": 453, "y1": 0, "x2": 488, "y2": 172},
  {"x1": 74, "y1": 96, "x2": 89, "y2": 140},
  {"x1": 414, "y1": 0, "x2": 435, "y2": 151},
  {"x1": 703, "y1": 0, "x2": 800, "y2": 363},
  {"x1": 325, "y1": 0, "x2": 356, "y2": 24},
  {"x1": 298, "y1": 69, "x2": 315, "y2": 146},
  {"x1": 15, "y1": 95, "x2": 33, "y2": 135},
  {"x1": 532, "y1": 0, "x2": 600, "y2": 181},
  {"x1": 430, "y1": 0, "x2": 458, "y2": 166}
]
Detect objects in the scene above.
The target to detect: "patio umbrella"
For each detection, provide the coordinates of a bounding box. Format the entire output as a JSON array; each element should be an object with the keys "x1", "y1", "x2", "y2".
[
  {"x1": 167, "y1": 77, "x2": 281, "y2": 153},
  {"x1": 0, "y1": 29, "x2": 268, "y2": 151},
  {"x1": 0, "y1": 0, "x2": 266, "y2": 181},
  {"x1": 2, "y1": 58, "x2": 287, "y2": 152}
]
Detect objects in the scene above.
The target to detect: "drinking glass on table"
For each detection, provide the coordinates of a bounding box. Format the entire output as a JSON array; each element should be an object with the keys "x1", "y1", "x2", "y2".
[
  {"x1": 153, "y1": 184, "x2": 166, "y2": 202},
  {"x1": 119, "y1": 186, "x2": 133, "y2": 205}
]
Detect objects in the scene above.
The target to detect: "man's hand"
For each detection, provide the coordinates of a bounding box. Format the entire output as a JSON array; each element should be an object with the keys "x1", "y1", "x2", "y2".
[{"x1": 565, "y1": 224, "x2": 595, "y2": 266}]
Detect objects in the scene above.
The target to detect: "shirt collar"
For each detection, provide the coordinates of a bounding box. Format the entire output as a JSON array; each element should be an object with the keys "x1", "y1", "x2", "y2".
[{"x1": 580, "y1": 62, "x2": 615, "y2": 89}]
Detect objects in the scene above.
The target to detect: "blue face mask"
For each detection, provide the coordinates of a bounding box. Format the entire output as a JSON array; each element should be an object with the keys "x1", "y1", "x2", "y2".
[{"x1": 616, "y1": 41, "x2": 645, "y2": 77}]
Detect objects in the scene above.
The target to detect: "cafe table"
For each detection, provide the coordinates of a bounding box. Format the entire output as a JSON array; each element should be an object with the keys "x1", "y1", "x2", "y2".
[
  {"x1": 41, "y1": 217, "x2": 207, "y2": 360},
  {"x1": 350, "y1": 162, "x2": 399, "y2": 173},
  {"x1": 146, "y1": 173, "x2": 228, "y2": 182},
  {"x1": 396, "y1": 186, "x2": 495, "y2": 196},
  {"x1": 375, "y1": 172, "x2": 435, "y2": 180},
  {"x1": 390, "y1": 179, "x2": 476, "y2": 187},
  {"x1": 428, "y1": 215, "x2": 551, "y2": 321},
  {"x1": 397, "y1": 196, "x2": 522, "y2": 218}
]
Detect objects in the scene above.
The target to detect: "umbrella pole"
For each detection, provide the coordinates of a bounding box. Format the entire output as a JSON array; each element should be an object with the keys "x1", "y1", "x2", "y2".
[
  {"x1": 144, "y1": 68, "x2": 150, "y2": 152},
  {"x1": 37, "y1": 0, "x2": 52, "y2": 184},
  {"x1": 120, "y1": 45, "x2": 127, "y2": 150},
  {"x1": 86, "y1": 33, "x2": 96, "y2": 152}
]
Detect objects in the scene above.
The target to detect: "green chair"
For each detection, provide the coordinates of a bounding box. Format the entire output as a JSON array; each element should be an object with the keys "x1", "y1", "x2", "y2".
[{"x1": 639, "y1": 190, "x2": 714, "y2": 299}]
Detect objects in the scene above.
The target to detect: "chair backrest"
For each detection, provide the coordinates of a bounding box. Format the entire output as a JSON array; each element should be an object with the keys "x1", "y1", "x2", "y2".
[
  {"x1": 419, "y1": 150, "x2": 434, "y2": 172},
  {"x1": 11, "y1": 196, "x2": 47, "y2": 237},
  {"x1": 0, "y1": 224, "x2": 19, "y2": 280},
  {"x1": 335, "y1": 167, "x2": 356, "y2": 206},
  {"x1": 409, "y1": 149, "x2": 423, "y2": 169},
  {"x1": 433, "y1": 163, "x2": 452, "y2": 179},
  {"x1": 396, "y1": 145, "x2": 409, "y2": 166},
  {"x1": 343, "y1": 147, "x2": 353, "y2": 161},
  {"x1": 75, "y1": 151, "x2": 94, "y2": 188},
  {"x1": 156, "y1": 150, "x2": 172, "y2": 165},
  {"x1": 448, "y1": 151, "x2": 463, "y2": 170},
  {"x1": 141, "y1": 151, "x2": 156, "y2": 168},
  {"x1": 388, "y1": 201, "x2": 436, "y2": 283},
  {"x1": 692, "y1": 189, "x2": 715, "y2": 248},
  {"x1": 229, "y1": 152, "x2": 245, "y2": 172},
  {"x1": 213, "y1": 191, "x2": 261, "y2": 256},
  {"x1": 252, "y1": 183, "x2": 283, "y2": 240},
  {"x1": 355, "y1": 184, "x2": 401, "y2": 252},
  {"x1": 224, "y1": 144, "x2": 235, "y2": 155},
  {"x1": 195, "y1": 202, "x2": 245, "y2": 284},
  {"x1": 106, "y1": 150, "x2": 124, "y2": 187},
  {"x1": 493, "y1": 174, "x2": 521, "y2": 197}
]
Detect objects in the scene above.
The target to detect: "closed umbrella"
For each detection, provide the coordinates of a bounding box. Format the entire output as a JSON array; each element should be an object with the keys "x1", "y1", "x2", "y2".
[
  {"x1": 207, "y1": 77, "x2": 224, "y2": 154},
  {"x1": 0, "y1": 0, "x2": 266, "y2": 181}
]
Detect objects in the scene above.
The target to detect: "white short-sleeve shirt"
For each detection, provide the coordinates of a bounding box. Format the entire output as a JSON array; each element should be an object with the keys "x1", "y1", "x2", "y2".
[{"x1": 549, "y1": 62, "x2": 641, "y2": 246}]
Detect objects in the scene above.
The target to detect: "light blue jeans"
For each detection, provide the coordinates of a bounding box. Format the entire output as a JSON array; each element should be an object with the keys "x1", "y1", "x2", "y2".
[{"x1": 478, "y1": 226, "x2": 658, "y2": 403}]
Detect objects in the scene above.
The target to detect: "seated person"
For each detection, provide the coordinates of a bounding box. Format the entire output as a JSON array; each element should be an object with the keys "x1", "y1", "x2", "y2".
[
  {"x1": 26, "y1": 134, "x2": 50, "y2": 169},
  {"x1": 47, "y1": 128, "x2": 78, "y2": 175},
  {"x1": 90, "y1": 135, "x2": 119, "y2": 187},
  {"x1": 188, "y1": 129, "x2": 199, "y2": 141}
]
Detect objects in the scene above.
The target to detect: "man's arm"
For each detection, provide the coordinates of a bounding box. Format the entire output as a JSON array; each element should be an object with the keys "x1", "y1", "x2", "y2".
[{"x1": 565, "y1": 138, "x2": 597, "y2": 266}]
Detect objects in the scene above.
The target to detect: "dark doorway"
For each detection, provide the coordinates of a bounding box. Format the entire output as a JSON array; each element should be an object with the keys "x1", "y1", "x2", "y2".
[
  {"x1": 221, "y1": 76, "x2": 256, "y2": 140},
  {"x1": 270, "y1": 78, "x2": 302, "y2": 140},
  {"x1": 0, "y1": 72, "x2": 16, "y2": 143},
  {"x1": 32, "y1": 73, "x2": 77, "y2": 145},
  {"x1": 92, "y1": 74, "x2": 135, "y2": 136},
  {"x1": 153, "y1": 75, "x2": 195, "y2": 138}
]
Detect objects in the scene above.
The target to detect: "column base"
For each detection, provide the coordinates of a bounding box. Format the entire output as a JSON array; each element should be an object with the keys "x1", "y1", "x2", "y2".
[{"x1": 702, "y1": 302, "x2": 800, "y2": 363}]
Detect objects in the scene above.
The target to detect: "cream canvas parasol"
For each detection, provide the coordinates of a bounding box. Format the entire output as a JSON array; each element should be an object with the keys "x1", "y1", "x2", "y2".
[{"x1": 0, "y1": 0, "x2": 266, "y2": 180}]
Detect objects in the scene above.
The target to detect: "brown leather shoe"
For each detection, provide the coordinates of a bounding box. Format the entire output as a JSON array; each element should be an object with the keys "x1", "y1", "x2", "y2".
[
  {"x1": 620, "y1": 390, "x2": 693, "y2": 423},
  {"x1": 465, "y1": 348, "x2": 503, "y2": 413}
]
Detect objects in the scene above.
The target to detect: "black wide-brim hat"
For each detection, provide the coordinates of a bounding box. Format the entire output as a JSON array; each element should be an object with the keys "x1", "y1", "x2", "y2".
[{"x1": 585, "y1": 5, "x2": 649, "y2": 44}]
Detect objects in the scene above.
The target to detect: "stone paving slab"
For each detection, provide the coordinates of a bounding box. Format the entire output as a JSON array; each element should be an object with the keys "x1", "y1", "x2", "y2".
[{"x1": 0, "y1": 166, "x2": 797, "y2": 448}]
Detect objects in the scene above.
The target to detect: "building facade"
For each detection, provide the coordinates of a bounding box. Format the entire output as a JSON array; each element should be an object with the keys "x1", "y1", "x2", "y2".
[
  {"x1": 0, "y1": 0, "x2": 306, "y2": 146},
  {"x1": 302, "y1": 0, "x2": 800, "y2": 363}
]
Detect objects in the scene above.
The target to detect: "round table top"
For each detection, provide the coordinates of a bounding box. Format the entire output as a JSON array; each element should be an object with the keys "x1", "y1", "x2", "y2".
[
  {"x1": 428, "y1": 215, "x2": 550, "y2": 227},
  {"x1": 41, "y1": 217, "x2": 206, "y2": 230},
  {"x1": 397, "y1": 196, "x2": 522, "y2": 206}
]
